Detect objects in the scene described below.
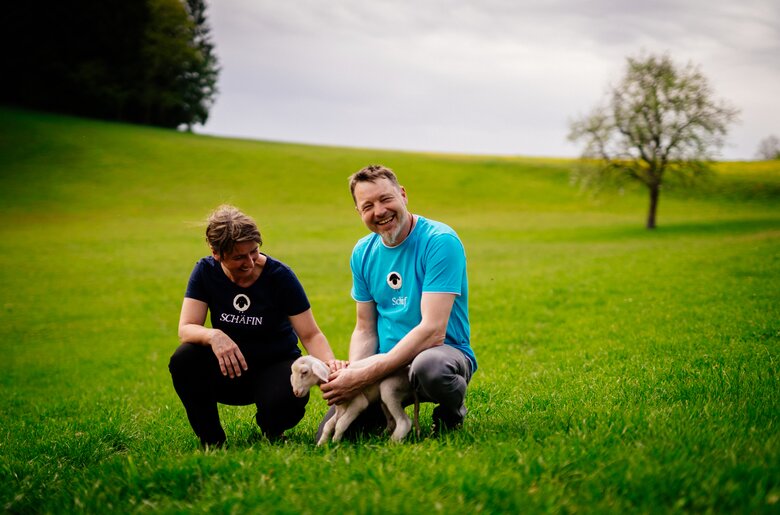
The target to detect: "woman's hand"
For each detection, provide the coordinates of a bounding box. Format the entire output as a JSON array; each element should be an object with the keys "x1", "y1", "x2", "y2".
[
  {"x1": 325, "y1": 359, "x2": 349, "y2": 373},
  {"x1": 208, "y1": 329, "x2": 248, "y2": 378}
]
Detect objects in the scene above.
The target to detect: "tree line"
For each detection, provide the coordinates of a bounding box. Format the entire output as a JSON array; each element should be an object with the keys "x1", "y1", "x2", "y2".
[{"x1": 2, "y1": 0, "x2": 218, "y2": 129}]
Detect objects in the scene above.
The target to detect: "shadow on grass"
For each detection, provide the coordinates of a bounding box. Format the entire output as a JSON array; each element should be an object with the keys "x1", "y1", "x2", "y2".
[
  {"x1": 542, "y1": 217, "x2": 780, "y2": 243},
  {"x1": 637, "y1": 218, "x2": 780, "y2": 237}
]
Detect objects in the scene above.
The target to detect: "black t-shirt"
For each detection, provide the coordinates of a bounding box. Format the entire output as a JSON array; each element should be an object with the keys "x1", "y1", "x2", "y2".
[{"x1": 185, "y1": 254, "x2": 310, "y2": 362}]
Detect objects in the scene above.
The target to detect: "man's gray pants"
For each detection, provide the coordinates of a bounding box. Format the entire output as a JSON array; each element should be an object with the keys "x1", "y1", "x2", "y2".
[{"x1": 315, "y1": 345, "x2": 473, "y2": 441}]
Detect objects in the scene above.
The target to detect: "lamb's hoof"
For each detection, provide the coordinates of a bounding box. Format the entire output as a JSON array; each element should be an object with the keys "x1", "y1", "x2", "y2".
[{"x1": 390, "y1": 423, "x2": 412, "y2": 442}]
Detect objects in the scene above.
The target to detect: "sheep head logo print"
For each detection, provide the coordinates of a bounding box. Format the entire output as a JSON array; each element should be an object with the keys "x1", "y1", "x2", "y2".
[
  {"x1": 387, "y1": 272, "x2": 402, "y2": 290},
  {"x1": 233, "y1": 294, "x2": 251, "y2": 312}
]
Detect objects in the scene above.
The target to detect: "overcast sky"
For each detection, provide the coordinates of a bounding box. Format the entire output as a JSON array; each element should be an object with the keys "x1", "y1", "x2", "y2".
[{"x1": 197, "y1": 0, "x2": 780, "y2": 160}]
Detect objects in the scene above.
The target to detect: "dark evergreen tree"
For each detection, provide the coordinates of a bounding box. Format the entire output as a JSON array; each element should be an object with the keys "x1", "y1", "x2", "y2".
[
  {"x1": 182, "y1": 0, "x2": 220, "y2": 129},
  {"x1": 1, "y1": 0, "x2": 219, "y2": 129}
]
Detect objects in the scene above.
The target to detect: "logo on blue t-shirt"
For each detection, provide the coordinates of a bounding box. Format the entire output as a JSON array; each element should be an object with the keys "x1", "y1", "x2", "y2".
[
  {"x1": 233, "y1": 294, "x2": 250, "y2": 312},
  {"x1": 386, "y1": 271, "x2": 403, "y2": 290}
]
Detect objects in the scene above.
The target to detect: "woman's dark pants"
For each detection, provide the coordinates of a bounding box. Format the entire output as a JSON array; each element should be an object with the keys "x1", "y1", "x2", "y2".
[{"x1": 169, "y1": 343, "x2": 308, "y2": 447}]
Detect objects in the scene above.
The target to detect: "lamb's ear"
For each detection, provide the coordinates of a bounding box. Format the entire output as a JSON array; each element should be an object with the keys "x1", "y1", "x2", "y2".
[{"x1": 312, "y1": 361, "x2": 330, "y2": 383}]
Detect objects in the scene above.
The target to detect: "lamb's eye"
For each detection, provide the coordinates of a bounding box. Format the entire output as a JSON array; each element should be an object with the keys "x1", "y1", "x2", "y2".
[{"x1": 301, "y1": 370, "x2": 308, "y2": 375}]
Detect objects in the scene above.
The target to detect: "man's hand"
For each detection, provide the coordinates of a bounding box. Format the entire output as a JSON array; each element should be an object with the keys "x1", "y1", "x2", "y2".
[
  {"x1": 320, "y1": 367, "x2": 367, "y2": 405},
  {"x1": 209, "y1": 330, "x2": 248, "y2": 378}
]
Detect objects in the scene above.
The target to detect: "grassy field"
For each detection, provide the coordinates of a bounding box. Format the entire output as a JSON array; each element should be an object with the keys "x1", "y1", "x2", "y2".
[{"x1": 1, "y1": 107, "x2": 778, "y2": 513}]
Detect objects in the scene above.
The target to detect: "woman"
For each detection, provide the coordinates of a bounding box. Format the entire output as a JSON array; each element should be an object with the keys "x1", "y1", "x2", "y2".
[{"x1": 169, "y1": 205, "x2": 343, "y2": 447}]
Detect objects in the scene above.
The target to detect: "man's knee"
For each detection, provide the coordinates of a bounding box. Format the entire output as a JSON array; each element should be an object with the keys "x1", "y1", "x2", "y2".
[
  {"x1": 409, "y1": 346, "x2": 471, "y2": 407},
  {"x1": 409, "y1": 348, "x2": 450, "y2": 388}
]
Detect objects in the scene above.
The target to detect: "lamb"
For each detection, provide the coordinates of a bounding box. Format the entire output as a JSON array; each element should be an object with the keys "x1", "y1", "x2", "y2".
[{"x1": 290, "y1": 355, "x2": 420, "y2": 445}]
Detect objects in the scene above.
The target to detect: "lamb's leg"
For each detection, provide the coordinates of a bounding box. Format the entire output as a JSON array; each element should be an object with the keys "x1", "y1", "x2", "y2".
[
  {"x1": 380, "y1": 401, "x2": 396, "y2": 434},
  {"x1": 317, "y1": 410, "x2": 340, "y2": 446},
  {"x1": 380, "y1": 377, "x2": 412, "y2": 442},
  {"x1": 331, "y1": 393, "x2": 370, "y2": 442}
]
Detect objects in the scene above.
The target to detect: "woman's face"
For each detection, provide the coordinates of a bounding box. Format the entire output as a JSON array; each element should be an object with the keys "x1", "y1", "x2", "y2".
[{"x1": 213, "y1": 241, "x2": 261, "y2": 282}]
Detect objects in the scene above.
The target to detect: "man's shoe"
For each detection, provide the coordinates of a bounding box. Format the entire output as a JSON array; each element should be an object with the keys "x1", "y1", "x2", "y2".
[{"x1": 431, "y1": 405, "x2": 464, "y2": 434}]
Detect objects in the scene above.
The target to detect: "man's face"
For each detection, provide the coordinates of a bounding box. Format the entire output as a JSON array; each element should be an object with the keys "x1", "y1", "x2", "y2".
[{"x1": 353, "y1": 178, "x2": 411, "y2": 247}]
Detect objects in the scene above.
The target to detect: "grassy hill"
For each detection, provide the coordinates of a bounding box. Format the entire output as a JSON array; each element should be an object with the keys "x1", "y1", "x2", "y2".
[{"x1": 1, "y1": 107, "x2": 778, "y2": 512}]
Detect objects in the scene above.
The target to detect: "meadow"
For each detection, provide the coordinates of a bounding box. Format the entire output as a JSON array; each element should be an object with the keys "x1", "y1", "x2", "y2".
[{"x1": 0, "y1": 107, "x2": 778, "y2": 513}]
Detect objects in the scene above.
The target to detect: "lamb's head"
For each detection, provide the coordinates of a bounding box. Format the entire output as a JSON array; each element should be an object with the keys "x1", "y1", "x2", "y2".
[{"x1": 290, "y1": 356, "x2": 330, "y2": 397}]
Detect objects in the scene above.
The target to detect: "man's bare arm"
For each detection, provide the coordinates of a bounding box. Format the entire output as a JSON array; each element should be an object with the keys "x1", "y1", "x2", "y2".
[{"x1": 349, "y1": 301, "x2": 379, "y2": 362}]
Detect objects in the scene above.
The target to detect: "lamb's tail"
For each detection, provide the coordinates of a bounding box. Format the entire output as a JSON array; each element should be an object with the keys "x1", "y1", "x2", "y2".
[{"x1": 412, "y1": 390, "x2": 421, "y2": 437}]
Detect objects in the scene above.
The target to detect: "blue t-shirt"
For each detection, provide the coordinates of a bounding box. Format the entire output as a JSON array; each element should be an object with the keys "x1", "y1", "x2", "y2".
[
  {"x1": 185, "y1": 254, "x2": 309, "y2": 362},
  {"x1": 350, "y1": 216, "x2": 477, "y2": 372}
]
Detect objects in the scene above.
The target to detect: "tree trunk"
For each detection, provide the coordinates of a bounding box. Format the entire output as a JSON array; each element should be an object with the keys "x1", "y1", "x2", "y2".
[{"x1": 646, "y1": 184, "x2": 660, "y2": 229}]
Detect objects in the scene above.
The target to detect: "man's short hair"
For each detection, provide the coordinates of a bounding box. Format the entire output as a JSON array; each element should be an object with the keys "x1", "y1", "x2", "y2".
[{"x1": 348, "y1": 165, "x2": 401, "y2": 204}]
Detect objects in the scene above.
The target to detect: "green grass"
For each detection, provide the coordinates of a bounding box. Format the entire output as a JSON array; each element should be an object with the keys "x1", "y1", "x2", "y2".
[{"x1": 1, "y1": 107, "x2": 778, "y2": 513}]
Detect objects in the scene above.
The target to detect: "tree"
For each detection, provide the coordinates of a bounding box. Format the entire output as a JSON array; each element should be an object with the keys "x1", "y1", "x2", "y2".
[
  {"x1": 137, "y1": 0, "x2": 201, "y2": 127},
  {"x1": 1, "y1": 0, "x2": 149, "y2": 121},
  {"x1": 568, "y1": 52, "x2": 739, "y2": 229},
  {"x1": 182, "y1": 0, "x2": 220, "y2": 129},
  {"x1": 756, "y1": 135, "x2": 780, "y2": 160},
  {"x1": 1, "y1": 0, "x2": 219, "y2": 130},
  {"x1": 133, "y1": 0, "x2": 220, "y2": 128}
]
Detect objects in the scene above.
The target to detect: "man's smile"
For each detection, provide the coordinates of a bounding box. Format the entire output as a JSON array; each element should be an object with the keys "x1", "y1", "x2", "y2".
[{"x1": 376, "y1": 215, "x2": 395, "y2": 226}]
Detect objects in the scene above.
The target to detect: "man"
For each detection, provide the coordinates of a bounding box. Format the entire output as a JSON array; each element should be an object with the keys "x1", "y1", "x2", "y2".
[{"x1": 318, "y1": 165, "x2": 477, "y2": 437}]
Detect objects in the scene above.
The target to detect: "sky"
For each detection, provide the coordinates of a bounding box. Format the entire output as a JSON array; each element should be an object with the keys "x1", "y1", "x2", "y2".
[{"x1": 197, "y1": 0, "x2": 780, "y2": 160}]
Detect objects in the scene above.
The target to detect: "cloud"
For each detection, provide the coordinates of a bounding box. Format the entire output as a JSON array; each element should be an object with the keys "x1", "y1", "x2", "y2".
[{"x1": 199, "y1": 0, "x2": 780, "y2": 159}]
